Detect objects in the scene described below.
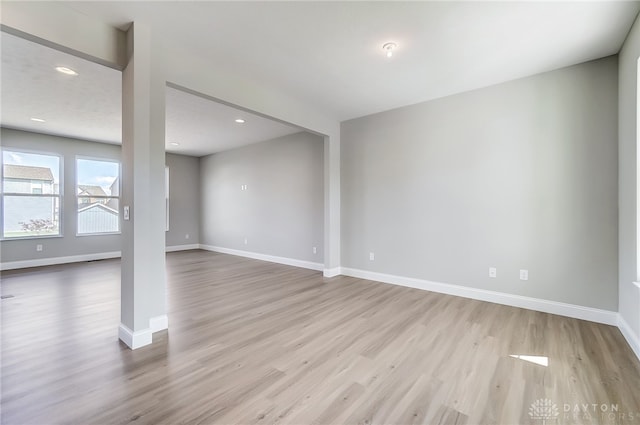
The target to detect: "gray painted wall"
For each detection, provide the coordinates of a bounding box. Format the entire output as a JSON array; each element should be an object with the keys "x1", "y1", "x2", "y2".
[
  {"x1": 166, "y1": 153, "x2": 200, "y2": 247},
  {"x1": 341, "y1": 56, "x2": 618, "y2": 311},
  {"x1": 0, "y1": 128, "x2": 200, "y2": 264},
  {"x1": 200, "y1": 132, "x2": 324, "y2": 263},
  {"x1": 619, "y1": 16, "x2": 640, "y2": 338}
]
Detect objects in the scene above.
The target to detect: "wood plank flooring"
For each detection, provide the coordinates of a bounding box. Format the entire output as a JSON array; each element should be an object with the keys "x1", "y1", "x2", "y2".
[{"x1": 1, "y1": 250, "x2": 639, "y2": 425}]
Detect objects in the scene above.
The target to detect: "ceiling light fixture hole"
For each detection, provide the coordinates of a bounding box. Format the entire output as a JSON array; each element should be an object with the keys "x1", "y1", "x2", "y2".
[{"x1": 382, "y1": 42, "x2": 397, "y2": 58}]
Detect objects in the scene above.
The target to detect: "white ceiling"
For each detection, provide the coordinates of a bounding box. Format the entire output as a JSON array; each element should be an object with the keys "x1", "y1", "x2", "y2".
[
  {"x1": 0, "y1": 32, "x2": 302, "y2": 156},
  {"x1": 165, "y1": 87, "x2": 302, "y2": 157},
  {"x1": 2, "y1": 1, "x2": 639, "y2": 155},
  {"x1": 1, "y1": 31, "x2": 122, "y2": 145},
  {"x1": 60, "y1": 1, "x2": 640, "y2": 121}
]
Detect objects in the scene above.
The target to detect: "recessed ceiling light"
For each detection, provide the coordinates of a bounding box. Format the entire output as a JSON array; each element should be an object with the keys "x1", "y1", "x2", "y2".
[
  {"x1": 30, "y1": 117, "x2": 46, "y2": 123},
  {"x1": 235, "y1": 118, "x2": 246, "y2": 124},
  {"x1": 55, "y1": 66, "x2": 78, "y2": 76},
  {"x1": 170, "y1": 142, "x2": 180, "y2": 146},
  {"x1": 382, "y1": 42, "x2": 397, "y2": 58}
]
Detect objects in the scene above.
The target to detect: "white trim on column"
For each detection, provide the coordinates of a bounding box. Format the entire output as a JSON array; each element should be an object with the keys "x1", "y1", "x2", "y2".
[
  {"x1": 165, "y1": 244, "x2": 199, "y2": 252},
  {"x1": 0, "y1": 251, "x2": 121, "y2": 271},
  {"x1": 340, "y1": 267, "x2": 619, "y2": 326},
  {"x1": 118, "y1": 316, "x2": 167, "y2": 350},
  {"x1": 150, "y1": 315, "x2": 168, "y2": 332},
  {"x1": 118, "y1": 323, "x2": 152, "y2": 350},
  {"x1": 199, "y1": 244, "x2": 323, "y2": 271},
  {"x1": 323, "y1": 267, "x2": 342, "y2": 278},
  {"x1": 622, "y1": 281, "x2": 640, "y2": 361},
  {"x1": 618, "y1": 313, "x2": 640, "y2": 362}
]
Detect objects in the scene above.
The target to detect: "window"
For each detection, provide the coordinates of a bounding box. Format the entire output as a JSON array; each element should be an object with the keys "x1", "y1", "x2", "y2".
[
  {"x1": 2, "y1": 150, "x2": 61, "y2": 239},
  {"x1": 76, "y1": 158, "x2": 120, "y2": 235}
]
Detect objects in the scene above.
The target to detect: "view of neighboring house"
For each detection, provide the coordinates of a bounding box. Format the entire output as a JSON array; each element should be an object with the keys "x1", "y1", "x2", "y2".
[
  {"x1": 106, "y1": 177, "x2": 119, "y2": 210},
  {"x1": 2, "y1": 164, "x2": 119, "y2": 236},
  {"x1": 4, "y1": 164, "x2": 55, "y2": 194},
  {"x1": 77, "y1": 185, "x2": 107, "y2": 204},
  {"x1": 77, "y1": 203, "x2": 118, "y2": 234},
  {"x1": 3, "y1": 164, "x2": 58, "y2": 236},
  {"x1": 77, "y1": 181, "x2": 119, "y2": 234}
]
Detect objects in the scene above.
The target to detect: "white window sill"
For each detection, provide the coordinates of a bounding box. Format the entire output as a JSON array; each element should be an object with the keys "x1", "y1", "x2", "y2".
[
  {"x1": 1, "y1": 234, "x2": 63, "y2": 242},
  {"x1": 76, "y1": 232, "x2": 121, "y2": 237}
]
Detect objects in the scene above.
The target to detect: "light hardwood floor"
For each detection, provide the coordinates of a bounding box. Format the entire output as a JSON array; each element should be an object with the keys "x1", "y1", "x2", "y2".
[{"x1": 1, "y1": 250, "x2": 639, "y2": 425}]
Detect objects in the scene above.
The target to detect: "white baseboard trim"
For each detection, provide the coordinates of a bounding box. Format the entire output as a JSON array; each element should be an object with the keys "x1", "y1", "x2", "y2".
[
  {"x1": 340, "y1": 267, "x2": 618, "y2": 326},
  {"x1": 1, "y1": 251, "x2": 122, "y2": 271},
  {"x1": 150, "y1": 314, "x2": 169, "y2": 332},
  {"x1": 323, "y1": 267, "x2": 342, "y2": 278},
  {"x1": 166, "y1": 244, "x2": 200, "y2": 252},
  {"x1": 618, "y1": 314, "x2": 640, "y2": 362},
  {"x1": 1, "y1": 244, "x2": 203, "y2": 270},
  {"x1": 200, "y1": 244, "x2": 324, "y2": 272},
  {"x1": 119, "y1": 315, "x2": 168, "y2": 350},
  {"x1": 118, "y1": 323, "x2": 152, "y2": 350}
]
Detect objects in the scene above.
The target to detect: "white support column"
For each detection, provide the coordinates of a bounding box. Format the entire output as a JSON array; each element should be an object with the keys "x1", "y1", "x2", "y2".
[
  {"x1": 323, "y1": 133, "x2": 341, "y2": 277},
  {"x1": 119, "y1": 22, "x2": 167, "y2": 350}
]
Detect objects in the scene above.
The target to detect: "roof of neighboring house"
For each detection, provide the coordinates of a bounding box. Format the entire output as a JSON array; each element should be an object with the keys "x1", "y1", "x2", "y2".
[
  {"x1": 109, "y1": 177, "x2": 119, "y2": 196},
  {"x1": 3, "y1": 164, "x2": 54, "y2": 181},
  {"x1": 78, "y1": 185, "x2": 107, "y2": 197},
  {"x1": 78, "y1": 203, "x2": 118, "y2": 214}
]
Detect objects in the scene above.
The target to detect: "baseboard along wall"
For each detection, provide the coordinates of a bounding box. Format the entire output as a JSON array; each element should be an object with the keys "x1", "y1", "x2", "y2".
[
  {"x1": 199, "y1": 244, "x2": 324, "y2": 271},
  {"x1": 2, "y1": 245, "x2": 638, "y2": 362}
]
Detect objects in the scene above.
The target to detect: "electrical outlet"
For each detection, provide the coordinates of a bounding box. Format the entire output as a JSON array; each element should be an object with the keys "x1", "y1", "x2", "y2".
[
  {"x1": 313, "y1": 246, "x2": 317, "y2": 254},
  {"x1": 244, "y1": 237, "x2": 248, "y2": 245},
  {"x1": 185, "y1": 234, "x2": 190, "y2": 239},
  {"x1": 369, "y1": 252, "x2": 375, "y2": 261},
  {"x1": 489, "y1": 267, "x2": 497, "y2": 278},
  {"x1": 520, "y1": 269, "x2": 529, "y2": 281},
  {"x1": 36, "y1": 244, "x2": 43, "y2": 252}
]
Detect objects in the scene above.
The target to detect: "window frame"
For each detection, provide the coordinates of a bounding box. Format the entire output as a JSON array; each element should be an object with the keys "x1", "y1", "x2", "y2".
[
  {"x1": 75, "y1": 156, "x2": 121, "y2": 237},
  {"x1": 1, "y1": 147, "x2": 64, "y2": 240}
]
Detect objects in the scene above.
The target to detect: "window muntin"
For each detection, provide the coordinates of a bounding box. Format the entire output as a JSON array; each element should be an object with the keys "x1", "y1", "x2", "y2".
[
  {"x1": 76, "y1": 158, "x2": 120, "y2": 235},
  {"x1": 2, "y1": 150, "x2": 61, "y2": 239}
]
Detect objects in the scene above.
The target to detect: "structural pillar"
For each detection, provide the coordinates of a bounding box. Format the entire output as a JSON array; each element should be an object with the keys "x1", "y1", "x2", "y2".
[
  {"x1": 119, "y1": 22, "x2": 167, "y2": 349},
  {"x1": 323, "y1": 133, "x2": 341, "y2": 277}
]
